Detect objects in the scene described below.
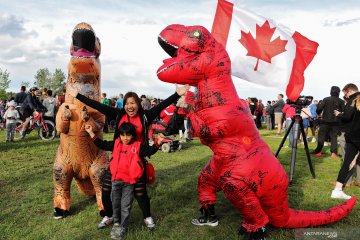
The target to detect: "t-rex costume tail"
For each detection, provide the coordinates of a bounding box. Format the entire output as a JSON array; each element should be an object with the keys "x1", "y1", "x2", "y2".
[
  {"x1": 53, "y1": 22, "x2": 108, "y2": 217},
  {"x1": 156, "y1": 24, "x2": 356, "y2": 232}
]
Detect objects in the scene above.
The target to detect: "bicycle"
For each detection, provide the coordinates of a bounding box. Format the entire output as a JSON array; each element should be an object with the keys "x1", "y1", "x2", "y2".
[{"x1": 14, "y1": 112, "x2": 56, "y2": 140}]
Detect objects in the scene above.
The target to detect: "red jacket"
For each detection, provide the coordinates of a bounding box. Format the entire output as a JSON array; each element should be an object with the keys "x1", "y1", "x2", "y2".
[
  {"x1": 282, "y1": 104, "x2": 296, "y2": 119},
  {"x1": 160, "y1": 105, "x2": 176, "y2": 124},
  {"x1": 110, "y1": 140, "x2": 144, "y2": 184}
]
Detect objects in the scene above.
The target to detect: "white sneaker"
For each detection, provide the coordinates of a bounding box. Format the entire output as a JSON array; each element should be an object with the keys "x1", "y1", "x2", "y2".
[
  {"x1": 98, "y1": 216, "x2": 113, "y2": 229},
  {"x1": 144, "y1": 217, "x2": 155, "y2": 229},
  {"x1": 331, "y1": 190, "x2": 351, "y2": 200},
  {"x1": 311, "y1": 137, "x2": 316, "y2": 143}
]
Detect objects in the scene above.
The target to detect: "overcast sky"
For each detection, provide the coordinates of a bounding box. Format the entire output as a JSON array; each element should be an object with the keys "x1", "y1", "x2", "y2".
[{"x1": 1, "y1": 0, "x2": 360, "y2": 101}]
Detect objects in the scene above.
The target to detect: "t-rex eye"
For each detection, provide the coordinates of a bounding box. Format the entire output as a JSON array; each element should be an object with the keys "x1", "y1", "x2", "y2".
[{"x1": 192, "y1": 30, "x2": 201, "y2": 39}]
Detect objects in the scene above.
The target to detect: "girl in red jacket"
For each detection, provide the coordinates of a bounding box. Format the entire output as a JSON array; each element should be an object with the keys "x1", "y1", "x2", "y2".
[{"x1": 85, "y1": 122, "x2": 164, "y2": 240}]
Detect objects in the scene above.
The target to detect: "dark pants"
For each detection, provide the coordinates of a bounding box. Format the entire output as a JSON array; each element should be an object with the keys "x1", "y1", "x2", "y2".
[
  {"x1": 313, "y1": 124, "x2": 339, "y2": 154},
  {"x1": 255, "y1": 113, "x2": 262, "y2": 129},
  {"x1": 102, "y1": 166, "x2": 151, "y2": 219},
  {"x1": 266, "y1": 116, "x2": 272, "y2": 130},
  {"x1": 103, "y1": 117, "x2": 109, "y2": 133},
  {"x1": 337, "y1": 141, "x2": 360, "y2": 184},
  {"x1": 270, "y1": 114, "x2": 275, "y2": 129},
  {"x1": 111, "y1": 180, "x2": 134, "y2": 228}
]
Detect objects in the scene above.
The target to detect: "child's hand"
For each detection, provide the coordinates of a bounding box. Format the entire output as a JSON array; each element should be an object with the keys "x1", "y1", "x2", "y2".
[
  {"x1": 84, "y1": 124, "x2": 93, "y2": 134},
  {"x1": 157, "y1": 133, "x2": 165, "y2": 145}
]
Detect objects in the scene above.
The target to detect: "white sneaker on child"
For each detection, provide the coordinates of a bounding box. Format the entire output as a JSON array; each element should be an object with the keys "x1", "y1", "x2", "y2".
[
  {"x1": 144, "y1": 216, "x2": 155, "y2": 229},
  {"x1": 98, "y1": 216, "x2": 113, "y2": 229},
  {"x1": 331, "y1": 190, "x2": 351, "y2": 200},
  {"x1": 311, "y1": 137, "x2": 316, "y2": 143}
]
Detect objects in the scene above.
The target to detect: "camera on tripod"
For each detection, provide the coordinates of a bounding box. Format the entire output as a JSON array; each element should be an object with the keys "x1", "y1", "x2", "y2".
[
  {"x1": 275, "y1": 95, "x2": 316, "y2": 183},
  {"x1": 286, "y1": 95, "x2": 311, "y2": 107}
]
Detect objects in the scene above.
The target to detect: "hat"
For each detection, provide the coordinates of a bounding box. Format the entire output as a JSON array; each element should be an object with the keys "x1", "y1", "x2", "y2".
[
  {"x1": 7, "y1": 101, "x2": 16, "y2": 107},
  {"x1": 30, "y1": 87, "x2": 39, "y2": 92}
]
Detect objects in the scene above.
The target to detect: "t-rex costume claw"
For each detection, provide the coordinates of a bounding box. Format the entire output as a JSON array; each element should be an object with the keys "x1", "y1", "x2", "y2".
[
  {"x1": 53, "y1": 22, "x2": 108, "y2": 216},
  {"x1": 156, "y1": 24, "x2": 357, "y2": 232}
]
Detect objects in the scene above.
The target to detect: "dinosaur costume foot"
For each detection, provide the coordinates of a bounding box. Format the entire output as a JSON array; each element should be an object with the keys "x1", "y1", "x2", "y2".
[
  {"x1": 191, "y1": 204, "x2": 219, "y2": 227},
  {"x1": 53, "y1": 207, "x2": 71, "y2": 219},
  {"x1": 238, "y1": 225, "x2": 267, "y2": 240}
]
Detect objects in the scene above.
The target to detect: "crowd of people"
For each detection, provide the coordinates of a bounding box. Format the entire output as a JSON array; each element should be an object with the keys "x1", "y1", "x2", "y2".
[
  {"x1": 246, "y1": 84, "x2": 360, "y2": 201},
  {"x1": 1, "y1": 86, "x2": 58, "y2": 141},
  {"x1": 1, "y1": 83, "x2": 359, "y2": 239}
]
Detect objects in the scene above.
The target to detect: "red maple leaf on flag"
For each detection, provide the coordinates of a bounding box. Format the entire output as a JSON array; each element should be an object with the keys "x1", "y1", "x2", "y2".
[{"x1": 239, "y1": 20, "x2": 288, "y2": 71}]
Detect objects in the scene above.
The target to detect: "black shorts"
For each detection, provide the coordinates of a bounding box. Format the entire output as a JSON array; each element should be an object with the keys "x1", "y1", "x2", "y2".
[{"x1": 21, "y1": 109, "x2": 32, "y2": 120}]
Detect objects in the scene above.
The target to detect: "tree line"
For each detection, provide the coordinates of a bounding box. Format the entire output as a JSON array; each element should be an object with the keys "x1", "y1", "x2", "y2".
[{"x1": 0, "y1": 67, "x2": 66, "y2": 101}]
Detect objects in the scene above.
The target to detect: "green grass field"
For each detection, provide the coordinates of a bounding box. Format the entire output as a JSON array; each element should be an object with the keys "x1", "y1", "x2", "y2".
[{"x1": 0, "y1": 128, "x2": 359, "y2": 240}]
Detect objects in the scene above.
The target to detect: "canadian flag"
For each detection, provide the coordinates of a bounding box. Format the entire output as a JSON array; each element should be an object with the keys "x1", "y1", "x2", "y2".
[{"x1": 211, "y1": 0, "x2": 319, "y2": 101}]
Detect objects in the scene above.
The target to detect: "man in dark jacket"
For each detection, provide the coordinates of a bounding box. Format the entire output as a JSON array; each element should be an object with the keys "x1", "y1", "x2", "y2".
[
  {"x1": 312, "y1": 86, "x2": 345, "y2": 157},
  {"x1": 331, "y1": 83, "x2": 360, "y2": 199},
  {"x1": 20, "y1": 87, "x2": 46, "y2": 135},
  {"x1": 14, "y1": 86, "x2": 27, "y2": 105}
]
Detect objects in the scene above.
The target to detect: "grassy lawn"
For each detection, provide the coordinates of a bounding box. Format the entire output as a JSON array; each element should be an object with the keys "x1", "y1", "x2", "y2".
[{"x1": 0, "y1": 128, "x2": 359, "y2": 240}]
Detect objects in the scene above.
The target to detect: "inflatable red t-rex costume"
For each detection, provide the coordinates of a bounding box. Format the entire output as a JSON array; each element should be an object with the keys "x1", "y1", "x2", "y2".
[{"x1": 156, "y1": 24, "x2": 356, "y2": 235}]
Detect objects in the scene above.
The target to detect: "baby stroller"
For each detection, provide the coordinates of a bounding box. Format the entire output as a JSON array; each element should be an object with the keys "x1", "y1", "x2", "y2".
[{"x1": 148, "y1": 108, "x2": 184, "y2": 153}]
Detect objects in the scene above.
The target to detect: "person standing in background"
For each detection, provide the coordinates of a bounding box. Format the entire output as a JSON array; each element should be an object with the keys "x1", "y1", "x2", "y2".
[
  {"x1": 141, "y1": 95, "x2": 151, "y2": 110},
  {"x1": 3, "y1": 101, "x2": 20, "y2": 142},
  {"x1": 101, "y1": 93, "x2": 111, "y2": 133},
  {"x1": 307, "y1": 96, "x2": 317, "y2": 143},
  {"x1": 14, "y1": 86, "x2": 27, "y2": 105},
  {"x1": 116, "y1": 93, "x2": 124, "y2": 109},
  {"x1": 57, "y1": 88, "x2": 66, "y2": 107},
  {"x1": 331, "y1": 83, "x2": 360, "y2": 199},
  {"x1": 312, "y1": 86, "x2": 345, "y2": 158},
  {"x1": 265, "y1": 101, "x2": 274, "y2": 130},
  {"x1": 43, "y1": 90, "x2": 57, "y2": 123},
  {"x1": 273, "y1": 94, "x2": 285, "y2": 136}
]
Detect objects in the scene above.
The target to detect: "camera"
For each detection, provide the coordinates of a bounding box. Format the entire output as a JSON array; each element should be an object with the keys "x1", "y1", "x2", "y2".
[{"x1": 286, "y1": 95, "x2": 312, "y2": 107}]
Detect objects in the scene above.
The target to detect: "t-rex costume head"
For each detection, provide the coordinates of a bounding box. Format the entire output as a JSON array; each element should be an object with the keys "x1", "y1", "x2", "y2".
[
  {"x1": 157, "y1": 24, "x2": 356, "y2": 232},
  {"x1": 53, "y1": 22, "x2": 107, "y2": 218},
  {"x1": 67, "y1": 22, "x2": 101, "y2": 102}
]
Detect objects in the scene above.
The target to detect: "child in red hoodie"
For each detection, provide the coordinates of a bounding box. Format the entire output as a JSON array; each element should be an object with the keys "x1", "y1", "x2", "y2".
[{"x1": 85, "y1": 122, "x2": 164, "y2": 240}]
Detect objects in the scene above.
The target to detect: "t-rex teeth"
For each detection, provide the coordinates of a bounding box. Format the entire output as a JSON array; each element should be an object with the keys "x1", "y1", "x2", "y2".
[
  {"x1": 158, "y1": 35, "x2": 178, "y2": 49},
  {"x1": 156, "y1": 62, "x2": 176, "y2": 75}
]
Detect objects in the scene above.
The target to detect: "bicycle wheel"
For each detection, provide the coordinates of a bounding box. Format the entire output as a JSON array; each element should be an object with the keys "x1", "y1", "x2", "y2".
[
  {"x1": 38, "y1": 120, "x2": 56, "y2": 140},
  {"x1": 14, "y1": 119, "x2": 25, "y2": 140}
]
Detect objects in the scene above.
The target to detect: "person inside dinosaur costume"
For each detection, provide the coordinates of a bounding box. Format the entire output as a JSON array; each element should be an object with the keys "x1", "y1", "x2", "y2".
[
  {"x1": 53, "y1": 22, "x2": 108, "y2": 219},
  {"x1": 156, "y1": 24, "x2": 357, "y2": 239}
]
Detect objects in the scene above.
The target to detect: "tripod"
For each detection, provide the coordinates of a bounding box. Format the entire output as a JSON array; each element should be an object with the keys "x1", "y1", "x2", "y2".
[{"x1": 275, "y1": 106, "x2": 316, "y2": 184}]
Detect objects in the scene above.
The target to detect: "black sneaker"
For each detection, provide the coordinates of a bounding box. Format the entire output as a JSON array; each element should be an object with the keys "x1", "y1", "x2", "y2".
[
  {"x1": 191, "y1": 214, "x2": 218, "y2": 226},
  {"x1": 53, "y1": 208, "x2": 70, "y2": 219},
  {"x1": 191, "y1": 207, "x2": 219, "y2": 227},
  {"x1": 238, "y1": 226, "x2": 267, "y2": 240}
]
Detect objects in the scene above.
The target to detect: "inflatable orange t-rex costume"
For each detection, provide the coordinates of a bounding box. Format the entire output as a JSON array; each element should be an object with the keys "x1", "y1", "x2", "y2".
[
  {"x1": 53, "y1": 22, "x2": 108, "y2": 218},
  {"x1": 156, "y1": 24, "x2": 356, "y2": 237}
]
